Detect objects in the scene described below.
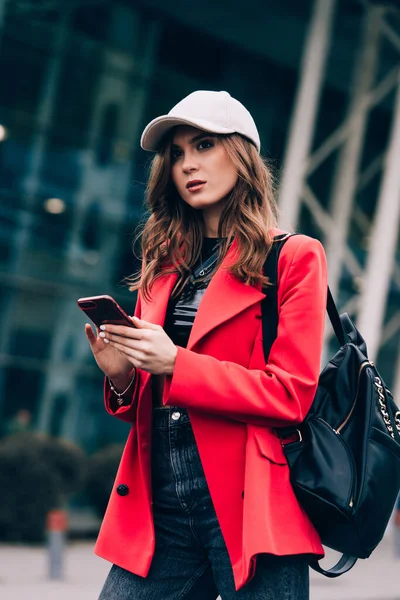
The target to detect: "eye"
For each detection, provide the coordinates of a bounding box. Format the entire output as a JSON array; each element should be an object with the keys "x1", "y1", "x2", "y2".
[
  {"x1": 198, "y1": 139, "x2": 214, "y2": 150},
  {"x1": 171, "y1": 148, "x2": 182, "y2": 161}
]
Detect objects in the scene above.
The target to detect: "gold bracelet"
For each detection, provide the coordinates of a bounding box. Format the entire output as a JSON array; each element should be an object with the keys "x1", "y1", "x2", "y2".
[{"x1": 108, "y1": 369, "x2": 136, "y2": 406}]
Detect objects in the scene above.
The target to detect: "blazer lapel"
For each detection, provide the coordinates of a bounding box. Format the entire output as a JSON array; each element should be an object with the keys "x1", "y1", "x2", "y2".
[
  {"x1": 140, "y1": 271, "x2": 179, "y2": 327},
  {"x1": 137, "y1": 270, "x2": 179, "y2": 396}
]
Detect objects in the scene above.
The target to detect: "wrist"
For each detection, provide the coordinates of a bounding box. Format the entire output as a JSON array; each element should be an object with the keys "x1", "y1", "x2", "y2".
[
  {"x1": 109, "y1": 367, "x2": 136, "y2": 393},
  {"x1": 168, "y1": 346, "x2": 178, "y2": 375}
]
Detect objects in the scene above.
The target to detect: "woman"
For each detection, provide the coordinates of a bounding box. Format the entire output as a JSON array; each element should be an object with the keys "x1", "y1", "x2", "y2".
[{"x1": 85, "y1": 90, "x2": 327, "y2": 599}]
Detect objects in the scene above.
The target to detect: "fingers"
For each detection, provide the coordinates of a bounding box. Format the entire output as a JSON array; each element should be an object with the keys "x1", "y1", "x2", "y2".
[
  {"x1": 100, "y1": 319, "x2": 161, "y2": 338},
  {"x1": 108, "y1": 339, "x2": 140, "y2": 364},
  {"x1": 85, "y1": 323, "x2": 96, "y2": 344},
  {"x1": 85, "y1": 323, "x2": 103, "y2": 349},
  {"x1": 131, "y1": 317, "x2": 160, "y2": 331},
  {"x1": 100, "y1": 323, "x2": 144, "y2": 339},
  {"x1": 100, "y1": 330, "x2": 143, "y2": 352}
]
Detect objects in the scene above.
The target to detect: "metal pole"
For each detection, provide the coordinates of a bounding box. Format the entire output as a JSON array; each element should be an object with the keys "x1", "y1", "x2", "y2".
[
  {"x1": 278, "y1": 0, "x2": 336, "y2": 231},
  {"x1": 357, "y1": 73, "x2": 400, "y2": 360},
  {"x1": 324, "y1": 6, "x2": 381, "y2": 300}
]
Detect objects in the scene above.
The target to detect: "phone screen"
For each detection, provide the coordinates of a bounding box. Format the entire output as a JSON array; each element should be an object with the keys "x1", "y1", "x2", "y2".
[{"x1": 77, "y1": 295, "x2": 134, "y2": 329}]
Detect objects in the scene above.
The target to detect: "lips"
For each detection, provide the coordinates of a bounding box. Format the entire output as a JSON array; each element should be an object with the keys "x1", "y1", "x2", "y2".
[
  {"x1": 186, "y1": 180, "x2": 206, "y2": 193},
  {"x1": 186, "y1": 180, "x2": 206, "y2": 189}
]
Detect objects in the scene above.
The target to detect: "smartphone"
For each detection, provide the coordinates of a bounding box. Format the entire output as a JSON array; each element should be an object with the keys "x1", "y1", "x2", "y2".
[{"x1": 77, "y1": 295, "x2": 135, "y2": 329}]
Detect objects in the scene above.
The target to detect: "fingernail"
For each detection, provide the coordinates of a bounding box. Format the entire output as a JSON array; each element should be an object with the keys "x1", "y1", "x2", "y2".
[
  {"x1": 100, "y1": 325, "x2": 106, "y2": 331},
  {"x1": 103, "y1": 338, "x2": 109, "y2": 344},
  {"x1": 99, "y1": 332, "x2": 106, "y2": 338}
]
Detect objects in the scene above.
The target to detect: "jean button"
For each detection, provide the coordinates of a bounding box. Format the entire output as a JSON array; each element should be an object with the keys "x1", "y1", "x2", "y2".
[{"x1": 171, "y1": 411, "x2": 181, "y2": 421}]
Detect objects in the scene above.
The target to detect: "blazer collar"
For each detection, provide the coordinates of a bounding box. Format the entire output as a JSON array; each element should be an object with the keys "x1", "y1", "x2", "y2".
[{"x1": 140, "y1": 238, "x2": 265, "y2": 351}]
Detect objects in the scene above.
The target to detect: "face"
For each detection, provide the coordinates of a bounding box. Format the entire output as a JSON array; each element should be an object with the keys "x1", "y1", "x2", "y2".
[{"x1": 170, "y1": 126, "x2": 238, "y2": 219}]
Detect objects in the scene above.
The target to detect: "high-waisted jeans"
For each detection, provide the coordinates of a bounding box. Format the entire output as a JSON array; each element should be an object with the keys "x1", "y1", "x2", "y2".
[{"x1": 98, "y1": 407, "x2": 309, "y2": 599}]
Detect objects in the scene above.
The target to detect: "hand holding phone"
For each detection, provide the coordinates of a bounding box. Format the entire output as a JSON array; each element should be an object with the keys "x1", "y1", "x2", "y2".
[
  {"x1": 79, "y1": 294, "x2": 178, "y2": 379},
  {"x1": 78, "y1": 295, "x2": 136, "y2": 384},
  {"x1": 77, "y1": 295, "x2": 136, "y2": 329}
]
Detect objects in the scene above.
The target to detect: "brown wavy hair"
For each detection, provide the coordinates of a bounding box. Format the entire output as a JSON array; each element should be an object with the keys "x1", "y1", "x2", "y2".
[{"x1": 128, "y1": 132, "x2": 279, "y2": 301}]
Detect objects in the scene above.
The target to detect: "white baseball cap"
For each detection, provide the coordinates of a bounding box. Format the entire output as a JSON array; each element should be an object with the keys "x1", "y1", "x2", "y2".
[{"x1": 140, "y1": 90, "x2": 260, "y2": 153}]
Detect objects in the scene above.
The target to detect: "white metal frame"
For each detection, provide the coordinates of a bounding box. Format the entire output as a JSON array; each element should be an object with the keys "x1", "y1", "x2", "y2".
[
  {"x1": 279, "y1": 1, "x2": 400, "y2": 379},
  {"x1": 278, "y1": 0, "x2": 337, "y2": 232}
]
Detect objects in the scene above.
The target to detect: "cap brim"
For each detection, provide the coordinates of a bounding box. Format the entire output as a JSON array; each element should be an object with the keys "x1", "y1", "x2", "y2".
[{"x1": 140, "y1": 115, "x2": 235, "y2": 151}]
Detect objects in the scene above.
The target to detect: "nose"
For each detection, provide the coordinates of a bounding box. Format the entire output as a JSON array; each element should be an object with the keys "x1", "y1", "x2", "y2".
[{"x1": 182, "y1": 153, "x2": 198, "y2": 174}]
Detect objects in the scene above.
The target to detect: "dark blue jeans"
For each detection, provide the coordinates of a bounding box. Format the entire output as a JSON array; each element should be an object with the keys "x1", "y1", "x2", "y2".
[{"x1": 99, "y1": 407, "x2": 309, "y2": 599}]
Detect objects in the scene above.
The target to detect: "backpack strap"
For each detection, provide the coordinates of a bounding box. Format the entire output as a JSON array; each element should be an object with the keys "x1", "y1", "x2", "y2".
[
  {"x1": 327, "y1": 288, "x2": 347, "y2": 347},
  {"x1": 262, "y1": 234, "x2": 298, "y2": 361},
  {"x1": 262, "y1": 233, "x2": 358, "y2": 577},
  {"x1": 262, "y1": 234, "x2": 348, "y2": 359},
  {"x1": 309, "y1": 555, "x2": 358, "y2": 578}
]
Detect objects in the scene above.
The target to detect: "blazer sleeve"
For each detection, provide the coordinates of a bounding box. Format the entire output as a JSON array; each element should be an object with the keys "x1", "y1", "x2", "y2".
[
  {"x1": 103, "y1": 290, "x2": 142, "y2": 423},
  {"x1": 162, "y1": 237, "x2": 328, "y2": 427}
]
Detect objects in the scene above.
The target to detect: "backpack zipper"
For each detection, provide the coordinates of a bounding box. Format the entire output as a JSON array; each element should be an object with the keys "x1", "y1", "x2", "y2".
[
  {"x1": 317, "y1": 417, "x2": 357, "y2": 508},
  {"x1": 335, "y1": 360, "x2": 370, "y2": 508},
  {"x1": 336, "y1": 361, "x2": 371, "y2": 434}
]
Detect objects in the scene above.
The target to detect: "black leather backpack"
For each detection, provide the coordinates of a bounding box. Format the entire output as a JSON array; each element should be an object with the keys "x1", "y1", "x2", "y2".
[{"x1": 262, "y1": 234, "x2": 400, "y2": 577}]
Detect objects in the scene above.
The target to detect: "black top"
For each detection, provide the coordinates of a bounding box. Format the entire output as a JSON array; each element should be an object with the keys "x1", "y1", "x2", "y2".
[{"x1": 163, "y1": 237, "x2": 222, "y2": 348}]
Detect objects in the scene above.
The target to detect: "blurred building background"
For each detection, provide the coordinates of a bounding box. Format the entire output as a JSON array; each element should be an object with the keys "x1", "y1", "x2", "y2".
[{"x1": 0, "y1": 0, "x2": 399, "y2": 458}]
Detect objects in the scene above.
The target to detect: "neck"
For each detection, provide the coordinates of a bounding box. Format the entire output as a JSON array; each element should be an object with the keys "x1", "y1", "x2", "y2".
[{"x1": 202, "y1": 204, "x2": 223, "y2": 238}]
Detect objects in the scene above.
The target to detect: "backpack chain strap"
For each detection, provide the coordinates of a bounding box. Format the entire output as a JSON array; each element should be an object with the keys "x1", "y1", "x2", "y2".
[{"x1": 374, "y1": 376, "x2": 399, "y2": 438}]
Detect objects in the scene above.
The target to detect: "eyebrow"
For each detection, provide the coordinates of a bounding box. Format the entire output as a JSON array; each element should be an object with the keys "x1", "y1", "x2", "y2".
[{"x1": 171, "y1": 133, "x2": 214, "y2": 148}]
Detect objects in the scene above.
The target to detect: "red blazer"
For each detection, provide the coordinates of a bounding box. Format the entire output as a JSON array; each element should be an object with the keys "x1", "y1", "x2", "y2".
[{"x1": 94, "y1": 230, "x2": 327, "y2": 591}]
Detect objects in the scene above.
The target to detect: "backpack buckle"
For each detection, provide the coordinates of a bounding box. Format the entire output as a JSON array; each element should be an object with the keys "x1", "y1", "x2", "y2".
[{"x1": 279, "y1": 428, "x2": 303, "y2": 445}]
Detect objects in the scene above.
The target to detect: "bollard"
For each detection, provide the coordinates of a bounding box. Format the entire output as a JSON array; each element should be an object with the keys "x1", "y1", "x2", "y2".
[{"x1": 46, "y1": 509, "x2": 68, "y2": 580}]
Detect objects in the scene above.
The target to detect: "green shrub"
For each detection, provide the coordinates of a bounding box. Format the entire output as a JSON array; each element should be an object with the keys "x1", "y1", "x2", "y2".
[
  {"x1": 85, "y1": 444, "x2": 124, "y2": 517},
  {"x1": 0, "y1": 432, "x2": 87, "y2": 542},
  {"x1": 40, "y1": 436, "x2": 88, "y2": 500}
]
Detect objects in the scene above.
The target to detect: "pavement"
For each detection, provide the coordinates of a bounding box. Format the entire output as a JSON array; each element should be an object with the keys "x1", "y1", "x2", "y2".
[{"x1": 0, "y1": 531, "x2": 399, "y2": 599}]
